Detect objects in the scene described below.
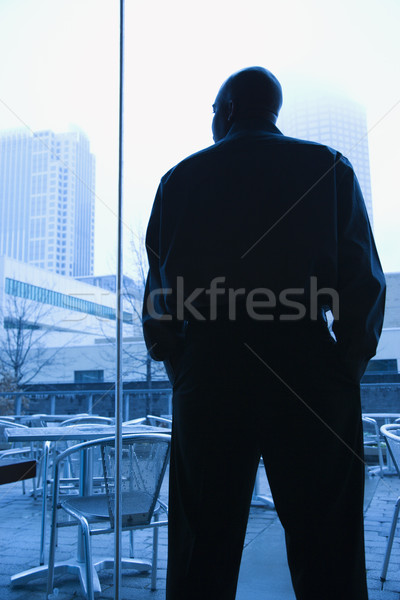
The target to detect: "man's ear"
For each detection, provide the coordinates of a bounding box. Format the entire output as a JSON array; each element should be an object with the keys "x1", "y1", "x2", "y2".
[{"x1": 227, "y1": 100, "x2": 235, "y2": 122}]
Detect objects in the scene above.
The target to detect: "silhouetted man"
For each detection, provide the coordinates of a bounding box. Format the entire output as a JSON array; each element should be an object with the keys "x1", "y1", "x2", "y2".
[{"x1": 143, "y1": 67, "x2": 385, "y2": 600}]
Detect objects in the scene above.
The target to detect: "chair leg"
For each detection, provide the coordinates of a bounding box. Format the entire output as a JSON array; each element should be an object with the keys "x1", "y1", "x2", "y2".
[
  {"x1": 151, "y1": 513, "x2": 159, "y2": 591},
  {"x1": 81, "y1": 517, "x2": 94, "y2": 600},
  {"x1": 32, "y1": 469, "x2": 37, "y2": 499},
  {"x1": 129, "y1": 530, "x2": 134, "y2": 558},
  {"x1": 30, "y1": 442, "x2": 37, "y2": 499},
  {"x1": 47, "y1": 460, "x2": 61, "y2": 599},
  {"x1": 40, "y1": 442, "x2": 50, "y2": 565},
  {"x1": 381, "y1": 496, "x2": 400, "y2": 588},
  {"x1": 47, "y1": 499, "x2": 58, "y2": 596},
  {"x1": 36, "y1": 447, "x2": 43, "y2": 490}
]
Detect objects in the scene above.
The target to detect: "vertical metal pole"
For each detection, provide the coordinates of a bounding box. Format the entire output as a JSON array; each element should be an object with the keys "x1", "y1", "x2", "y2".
[
  {"x1": 15, "y1": 393, "x2": 22, "y2": 415},
  {"x1": 114, "y1": 0, "x2": 125, "y2": 597},
  {"x1": 88, "y1": 393, "x2": 93, "y2": 415},
  {"x1": 124, "y1": 392, "x2": 129, "y2": 422}
]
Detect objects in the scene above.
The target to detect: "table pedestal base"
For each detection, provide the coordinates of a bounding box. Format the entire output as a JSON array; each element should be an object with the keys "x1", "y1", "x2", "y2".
[
  {"x1": 11, "y1": 556, "x2": 152, "y2": 598},
  {"x1": 252, "y1": 464, "x2": 275, "y2": 509},
  {"x1": 251, "y1": 493, "x2": 275, "y2": 509}
]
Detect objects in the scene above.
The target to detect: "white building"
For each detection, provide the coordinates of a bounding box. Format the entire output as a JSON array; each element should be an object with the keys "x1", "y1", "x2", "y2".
[
  {"x1": 0, "y1": 128, "x2": 95, "y2": 277},
  {"x1": 0, "y1": 255, "x2": 159, "y2": 385},
  {"x1": 76, "y1": 274, "x2": 143, "y2": 338},
  {"x1": 373, "y1": 272, "x2": 400, "y2": 374},
  {"x1": 278, "y1": 91, "x2": 374, "y2": 225}
]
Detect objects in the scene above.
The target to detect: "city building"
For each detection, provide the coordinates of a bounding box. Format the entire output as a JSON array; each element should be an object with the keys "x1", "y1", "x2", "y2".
[
  {"x1": 0, "y1": 128, "x2": 95, "y2": 276},
  {"x1": 76, "y1": 274, "x2": 143, "y2": 337},
  {"x1": 278, "y1": 90, "x2": 374, "y2": 225},
  {"x1": 371, "y1": 272, "x2": 400, "y2": 375},
  {"x1": 0, "y1": 255, "x2": 153, "y2": 385}
]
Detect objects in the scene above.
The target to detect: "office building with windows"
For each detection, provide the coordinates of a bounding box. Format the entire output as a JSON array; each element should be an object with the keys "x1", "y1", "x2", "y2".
[
  {"x1": 278, "y1": 91, "x2": 374, "y2": 225},
  {"x1": 0, "y1": 255, "x2": 139, "y2": 385},
  {"x1": 76, "y1": 274, "x2": 143, "y2": 337},
  {"x1": 0, "y1": 128, "x2": 95, "y2": 276}
]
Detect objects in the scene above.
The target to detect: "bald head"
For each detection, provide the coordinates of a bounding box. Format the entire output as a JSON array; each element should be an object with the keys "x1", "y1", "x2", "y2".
[{"x1": 212, "y1": 67, "x2": 283, "y2": 142}]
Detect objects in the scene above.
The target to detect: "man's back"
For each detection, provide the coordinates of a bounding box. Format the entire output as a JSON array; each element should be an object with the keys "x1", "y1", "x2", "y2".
[
  {"x1": 146, "y1": 118, "x2": 383, "y2": 366},
  {"x1": 158, "y1": 120, "x2": 342, "y2": 295},
  {"x1": 143, "y1": 68, "x2": 385, "y2": 600}
]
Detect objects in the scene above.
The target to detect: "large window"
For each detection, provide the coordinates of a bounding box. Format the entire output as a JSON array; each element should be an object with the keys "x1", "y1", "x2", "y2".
[{"x1": 74, "y1": 369, "x2": 104, "y2": 383}]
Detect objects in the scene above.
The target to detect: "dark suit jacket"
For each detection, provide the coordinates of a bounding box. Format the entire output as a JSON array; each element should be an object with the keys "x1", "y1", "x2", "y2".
[{"x1": 143, "y1": 118, "x2": 386, "y2": 380}]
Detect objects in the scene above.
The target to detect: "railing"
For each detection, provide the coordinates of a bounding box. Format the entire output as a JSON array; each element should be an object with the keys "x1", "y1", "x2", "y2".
[
  {"x1": 2, "y1": 381, "x2": 398, "y2": 420},
  {"x1": 0, "y1": 388, "x2": 172, "y2": 420}
]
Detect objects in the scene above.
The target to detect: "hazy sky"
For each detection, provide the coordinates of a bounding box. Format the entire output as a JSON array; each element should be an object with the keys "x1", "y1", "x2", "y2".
[{"x1": 0, "y1": 0, "x2": 399, "y2": 274}]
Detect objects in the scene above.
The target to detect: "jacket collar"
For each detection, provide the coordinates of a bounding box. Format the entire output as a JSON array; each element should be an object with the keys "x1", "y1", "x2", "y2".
[{"x1": 224, "y1": 117, "x2": 283, "y2": 140}]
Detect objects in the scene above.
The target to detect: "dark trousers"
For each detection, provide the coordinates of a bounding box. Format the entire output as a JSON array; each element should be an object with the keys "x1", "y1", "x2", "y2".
[{"x1": 166, "y1": 320, "x2": 369, "y2": 600}]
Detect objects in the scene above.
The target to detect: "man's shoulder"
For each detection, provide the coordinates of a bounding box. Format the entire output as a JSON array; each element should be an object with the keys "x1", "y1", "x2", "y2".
[
  {"x1": 160, "y1": 133, "x2": 353, "y2": 186},
  {"x1": 160, "y1": 143, "x2": 220, "y2": 185},
  {"x1": 265, "y1": 133, "x2": 355, "y2": 175},
  {"x1": 278, "y1": 133, "x2": 344, "y2": 158}
]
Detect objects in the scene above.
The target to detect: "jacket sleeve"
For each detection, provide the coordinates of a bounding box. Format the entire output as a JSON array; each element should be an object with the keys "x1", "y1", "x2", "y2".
[
  {"x1": 333, "y1": 157, "x2": 386, "y2": 378},
  {"x1": 142, "y1": 183, "x2": 185, "y2": 362}
]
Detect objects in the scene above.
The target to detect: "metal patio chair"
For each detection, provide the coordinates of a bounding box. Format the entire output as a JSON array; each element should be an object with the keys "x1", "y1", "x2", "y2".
[
  {"x1": 362, "y1": 415, "x2": 385, "y2": 477},
  {"x1": 147, "y1": 414, "x2": 172, "y2": 428},
  {"x1": 47, "y1": 432, "x2": 170, "y2": 600},
  {"x1": 55, "y1": 416, "x2": 115, "y2": 490},
  {"x1": 35, "y1": 416, "x2": 116, "y2": 567},
  {"x1": 380, "y1": 424, "x2": 400, "y2": 588},
  {"x1": 0, "y1": 419, "x2": 52, "y2": 565},
  {"x1": 123, "y1": 417, "x2": 147, "y2": 426},
  {"x1": 58, "y1": 415, "x2": 114, "y2": 427},
  {"x1": 0, "y1": 419, "x2": 39, "y2": 496}
]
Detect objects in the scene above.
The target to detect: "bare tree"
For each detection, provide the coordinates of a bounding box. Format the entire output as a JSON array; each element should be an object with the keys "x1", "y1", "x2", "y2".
[
  {"x1": 0, "y1": 368, "x2": 26, "y2": 415},
  {"x1": 124, "y1": 229, "x2": 168, "y2": 389},
  {"x1": 0, "y1": 292, "x2": 66, "y2": 388}
]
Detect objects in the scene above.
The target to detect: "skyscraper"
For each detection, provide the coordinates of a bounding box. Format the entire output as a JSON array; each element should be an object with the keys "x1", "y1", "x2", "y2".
[
  {"x1": 278, "y1": 91, "x2": 373, "y2": 225},
  {"x1": 0, "y1": 128, "x2": 95, "y2": 276}
]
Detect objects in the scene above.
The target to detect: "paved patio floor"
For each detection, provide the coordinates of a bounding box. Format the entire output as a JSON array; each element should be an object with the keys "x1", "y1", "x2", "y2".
[{"x1": 0, "y1": 467, "x2": 399, "y2": 599}]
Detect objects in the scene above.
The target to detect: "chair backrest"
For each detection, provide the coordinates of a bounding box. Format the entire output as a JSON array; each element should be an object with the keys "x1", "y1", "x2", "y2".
[
  {"x1": 380, "y1": 424, "x2": 400, "y2": 477},
  {"x1": 54, "y1": 433, "x2": 171, "y2": 529},
  {"x1": 0, "y1": 420, "x2": 27, "y2": 428},
  {"x1": 123, "y1": 417, "x2": 147, "y2": 426},
  {"x1": 59, "y1": 416, "x2": 114, "y2": 427},
  {"x1": 146, "y1": 415, "x2": 172, "y2": 428},
  {"x1": 23, "y1": 416, "x2": 47, "y2": 427},
  {"x1": 101, "y1": 434, "x2": 170, "y2": 527}
]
